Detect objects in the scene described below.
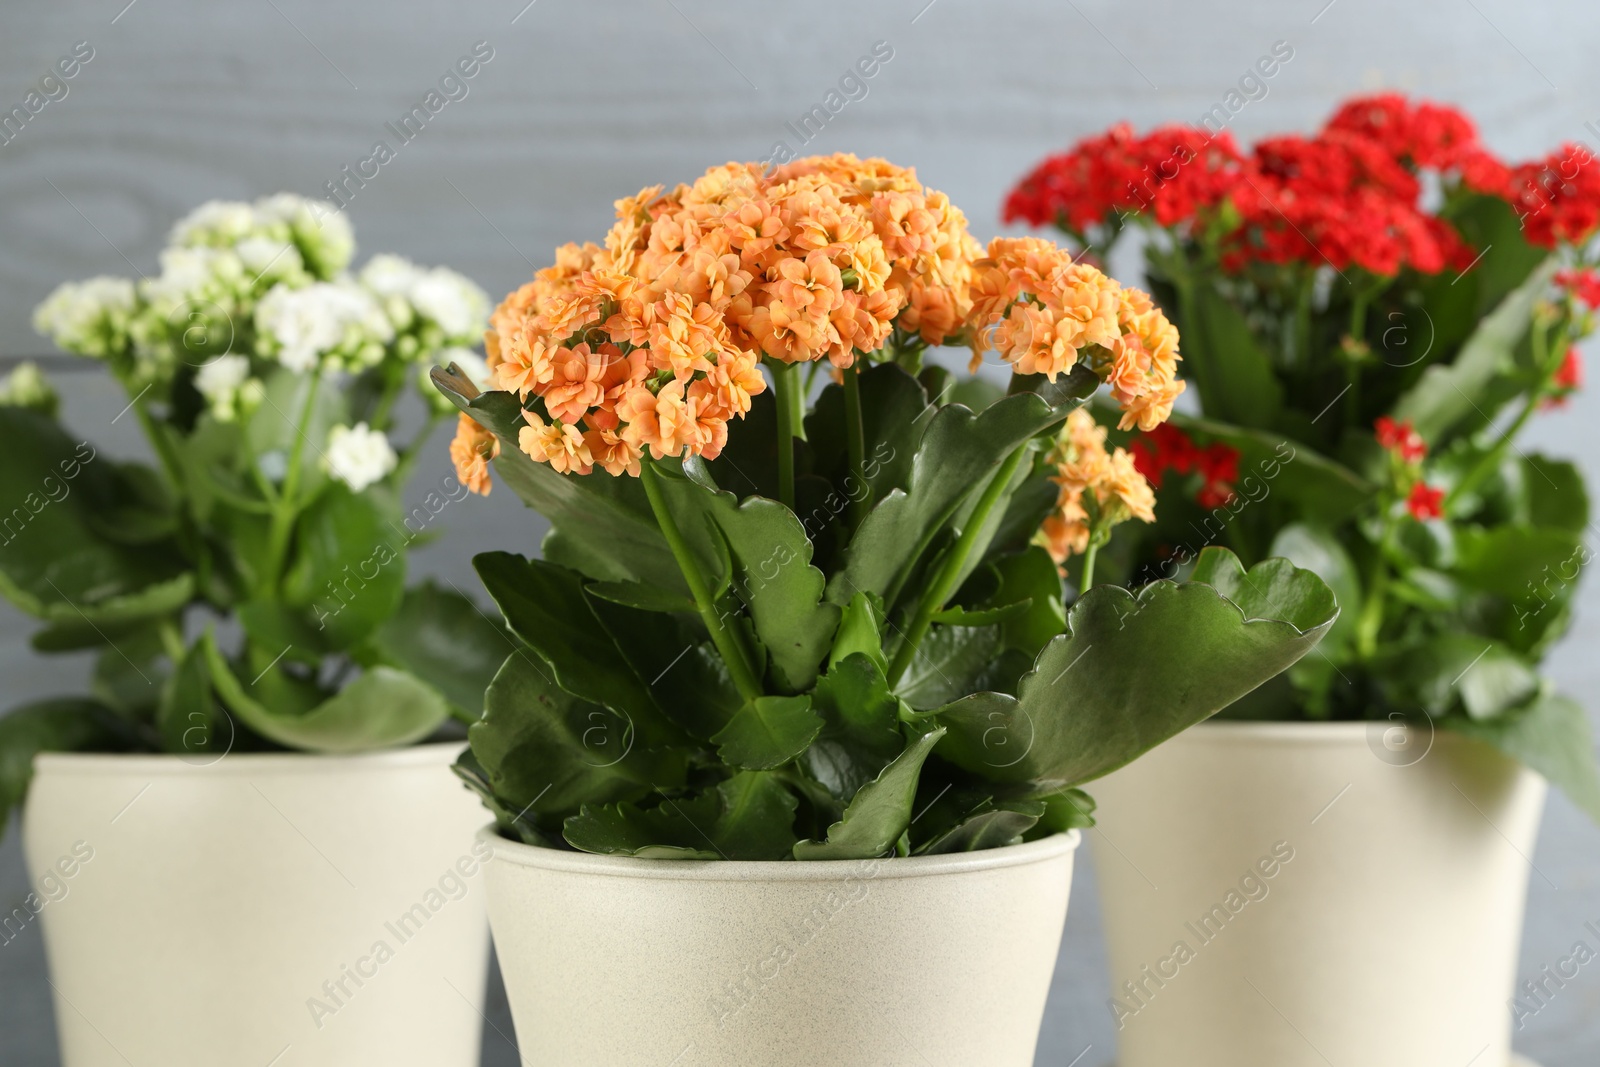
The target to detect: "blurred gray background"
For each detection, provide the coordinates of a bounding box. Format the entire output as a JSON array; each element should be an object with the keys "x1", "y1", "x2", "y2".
[{"x1": 3, "y1": 0, "x2": 1598, "y2": 1063}]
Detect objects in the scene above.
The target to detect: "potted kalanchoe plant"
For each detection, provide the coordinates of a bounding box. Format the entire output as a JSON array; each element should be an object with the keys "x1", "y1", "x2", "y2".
[
  {"x1": 3, "y1": 195, "x2": 503, "y2": 1067},
  {"x1": 1007, "y1": 94, "x2": 1600, "y2": 1067},
  {"x1": 435, "y1": 154, "x2": 1339, "y2": 1066}
]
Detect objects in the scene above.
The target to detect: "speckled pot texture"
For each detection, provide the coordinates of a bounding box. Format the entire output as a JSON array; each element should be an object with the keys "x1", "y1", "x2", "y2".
[
  {"x1": 480, "y1": 824, "x2": 1082, "y2": 1066},
  {"x1": 1090, "y1": 722, "x2": 1546, "y2": 1067},
  {"x1": 22, "y1": 743, "x2": 492, "y2": 1067}
]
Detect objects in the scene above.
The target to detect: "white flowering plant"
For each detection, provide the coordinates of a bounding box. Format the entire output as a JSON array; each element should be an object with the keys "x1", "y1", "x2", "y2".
[{"x1": 0, "y1": 195, "x2": 506, "y2": 827}]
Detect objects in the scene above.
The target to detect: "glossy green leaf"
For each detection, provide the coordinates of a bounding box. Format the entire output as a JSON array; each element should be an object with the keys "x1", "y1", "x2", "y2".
[
  {"x1": 279, "y1": 485, "x2": 406, "y2": 652},
  {"x1": 801, "y1": 653, "x2": 905, "y2": 803},
  {"x1": 1450, "y1": 693, "x2": 1600, "y2": 824},
  {"x1": 712, "y1": 695, "x2": 822, "y2": 770},
  {"x1": 369, "y1": 582, "x2": 511, "y2": 719},
  {"x1": 933, "y1": 551, "x2": 1338, "y2": 789},
  {"x1": 897, "y1": 624, "x2": 1003, "y2": 711},
  {"x1": 1392, "y1": 258, "x2": 1558, "y2": 444},
  {"x1": 0, "y1": 407, "x2": 194, "y2": 624},
  {"x1": 830, "y1": 390, "x2": 1068, "y2": 610},
  {"x1": 156, "y1": 639, "x2": 229, "y2": 758},
  {"x1": 564, "y1": 771, "x2": 799, "y2": 860},
  {"x1": 1180, "y1": 279, "x2": 1286, "y2": 430},
  {"x1": 793, "y1": 727, "x2": 946, "y2": 860},
  {"x1": 915, "y1": 798, "x2": 1045, "y2": 855},
  {"x1": 1375, "y1": 634, "x2": 1539, "y2": 720},
  {"x1": 204, "y1": 633, "x2": 449, "y2": 752},
  {"x1": 829, "y1": 591, "x2": 886, "y2": 673},
  {"x1": 469, "y1": 651, "x2": 687, "y2": 825}
]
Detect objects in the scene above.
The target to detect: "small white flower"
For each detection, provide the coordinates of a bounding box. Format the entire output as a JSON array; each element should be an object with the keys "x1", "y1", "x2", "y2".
[
  {"x1": 194, "y1": 354, "x2": 254, "y2": 420},
  {"x1": 256, "y1": 193, "x2": 353, "y2": 278},
  {"x1": 325, "y1": 422, "x2": 397, "y2": 492},
  {"x1": 256, "y1": 281, "x2": 392, "y2": 373},
  {"x1": 359, "y1": 254, "x2": 425, "y2": 297},
  {"x1": 33, "y1": 277, "x2": 137, "y2": 358},
  {"x1": 169, "y1": 200, "x2": 256, "y2": 248},
  {"x1": 0, "y1": 361, "x2": 59, "y2": 414},
  {"x1": 409, "y1": 268, "x2": 489, "y2": 340}
]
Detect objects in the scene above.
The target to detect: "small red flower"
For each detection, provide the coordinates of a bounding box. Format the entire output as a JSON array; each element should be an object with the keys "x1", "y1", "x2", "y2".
[
  {"x1": 1128, "y1": 423, "x2": 1238, "y2": 508},
  {"x1": 1407, "y1": 482, "x2": 1445, "y2": 520},
  {"x1": 1554, "y1": 268, "x2": 1600, "y2": 309},
  {"x1": 1375, "y1": 416, "x2": 1427, "y2": 462},
  {"x1": 1543, "y1": 347, "x2": 1584, "y2": 409}
]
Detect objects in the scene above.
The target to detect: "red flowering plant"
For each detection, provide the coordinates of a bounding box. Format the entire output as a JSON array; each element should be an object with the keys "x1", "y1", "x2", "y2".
[{"x1": 1008, "y1": 94, "x2": 1600, "y2": 821}]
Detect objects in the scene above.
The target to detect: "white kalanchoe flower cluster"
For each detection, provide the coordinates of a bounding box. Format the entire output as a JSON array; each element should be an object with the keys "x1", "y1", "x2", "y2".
[
  {"x1": 256, "y1": 281, "x2": 394, "y2": 374},
  {"x1": 358, "y1": 254, "x2": 489, "y2": 354},
  {"x1": 0, "y1": 361, "x2": 60, "y2": 416},
  {"x1": 33, "y1": 277, "x2": 138, "y2": 359},
  {"x1": 325, "y1": 422, "x2": 397, "y2": 492}
]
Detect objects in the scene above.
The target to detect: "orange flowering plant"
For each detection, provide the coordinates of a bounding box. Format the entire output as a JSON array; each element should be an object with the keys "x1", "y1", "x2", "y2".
[{"x1": 436, "y1": 156, "x2": 1339, "y2": 859}]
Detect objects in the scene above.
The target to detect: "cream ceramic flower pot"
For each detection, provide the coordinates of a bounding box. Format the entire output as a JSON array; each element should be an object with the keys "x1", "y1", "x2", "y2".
[
  {"x1": 480, "y1": 825, "x2": 1081, "y2": 1066},
  {"x1": 1089, "y1": 721, "x2": 1546, "y2": 1067},
  {"x1": 21, "y1": 742, "x2": 491, "y2": 1067}
]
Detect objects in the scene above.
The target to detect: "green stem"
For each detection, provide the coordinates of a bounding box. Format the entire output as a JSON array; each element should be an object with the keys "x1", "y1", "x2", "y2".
[
  {"x1": 843, "y1": 362, "x2": 867, "y2": 528},
  {"x1": 395, "y1": 411, "x2": 444, "y2": 486},
  {"x1": 640, "y1": 462, "x2": 765, "y2": 702},
  {"x1": 770, "y1": 359, "x2": 798, "y2": 511},
  {"x1": 157, "y1": 618, "x2": 187, "y2": 663},
  {"x1": 1079, "y1": 541, "x2": 1100, "y2": 593},
  {"x1": 887, "y1": 442, "x2": 1030, "y2": 686},
  {"x1": 262, "y1": 366, "x2": 323, "y2": 593},
  {"x1": 1354, "y1": 505, "x2": 1399, "y2": 660}
]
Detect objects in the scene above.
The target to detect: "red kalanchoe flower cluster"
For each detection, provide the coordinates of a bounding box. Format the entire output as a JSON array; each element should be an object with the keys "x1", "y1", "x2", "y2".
[
  {"x1": 1323, "y1": 93, "x2": 1479, "y2": 170},
  {"x1": 1511, "y1": 144, "x2": 1600, "y2": 250},
  {"x1": 1555, "y1": 267, "x2": 1600, "y2": 310},
  {"x1": 1407, "y1": 482, "x2": 1445, "y2": 521},
  {"x1": 1003, "y1": 123, "x2": 1243, "y2": 233},
  {"x1": 1228, "y1": 130, "x2": 1474, "y2": 276},
  {"x1": 1129, "y1": 422, "x2": 1240, "y2": 508},
  {"x1": 1375, "y1": 415, "x2": 1427, "y2": 462}
]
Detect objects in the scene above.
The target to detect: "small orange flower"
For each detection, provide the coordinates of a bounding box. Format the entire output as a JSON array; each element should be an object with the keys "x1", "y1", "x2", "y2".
[
  {"x1": 1035, "y1": 408, "x2": 1157, "y2": 568},
  {"x1": 449, "y1": 414, "x2": 500, "y2": 496}
]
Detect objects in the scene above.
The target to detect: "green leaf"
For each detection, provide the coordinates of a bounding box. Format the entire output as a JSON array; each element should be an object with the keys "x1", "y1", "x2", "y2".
[
  {"x1": 712, "y1": 695, "x2": 823, "y2": 770},
  {"x1": 801, "y1": 653, "x2": 906, "y2": 802},
  {"x1": 1449, "y1": 693, "x2": 1600, "y2": 825},
  {"x1": 453, "y1": 748, "x2": 554, "y2": 847},
  {"x1": 91, "y1": 627, "x2": 169, "y2": 717},
  {"x1": 830, "y1": 390, "x2": 1067, "y2": 610},
  {"x1": 986, "y1": 547, "x2": 1068, "y2": 657},
  {"x1": 468, "y1": 652, "x2": 687, "y2": 825},
  {"x1": 1191, "y1": 548, "x2": 1341, "y2": 633},
  {"x1": 915, "y1": 798, "x2": 1045, "y2": 855},
  {"x1": 156, "y1": 640, "x2": 228, "y2": 758},
  {"x1": 702, "y1": 489, "x2": 839, "y2": 694},
  {"x1": 793, "y1": 726, "x2": 945, "y2": 860},
  {"x1": 1392, "y1": 258, "x2": 1557, "y2": 444},
  {"x1": 203, "y1": 633, "x2": 450, "y2": 752},
  {"x1": 897, "y1": 624, "x2": 1003, "y2": 711},
  {"x1": 1035, "y1": 788, "x2": 1097, "y2": 833},
  {"x1": 278, "y1": 485, "x2": 406, "y2": 652},
  {"x1": 1267, "y1": 525, "x2": 1361, "y2": 655},
  {"x1": 806, "y1": 362, "x2": 927, "y2": 499},
  {"x1": 1454, "y1": 526, "x2": 1583, "y2": 602},
  {"x1": 1374, "y1": 635, "x2": 1539, "y2": 720},
  {"x1": 564, "y1": 772, "x2": 799, "y2": 860},
  {"x1": 933, "y1": 551, "x2": 1338, "y2": 789},
  {"x1": 431, "y1": 371, "x2": 683, "y2": 589},
  {"x1": 1180, "y1": 280, "x2": 1286, "y2": 430},
  {"x1": 369, "y1": 582, "x2": 510, "y2": 719},
  {"x1": 931, "y1": 601, "x2": 1033, "y2": 627},
  {"x1": 473, "y1": 552, "x2": 660, "y2": 725},
  {"x1": 829, "y1": 591, "x2": 886, "y2": 673},
  {"x1": 584, "y1": 594, "x2": 743, "y2": 741},
  {"x1": 0, "y1": 699, "x2": 137, "y2": 833},
  {"x1": 0, "y1": 407, "x2": 194, "y2": 624},
  {"x1": 587, "y1": 580, "x2": 696, "y2": 614},
  {"x1": 1520, "y1": 455, "x2": 1589, "y2": 533}
]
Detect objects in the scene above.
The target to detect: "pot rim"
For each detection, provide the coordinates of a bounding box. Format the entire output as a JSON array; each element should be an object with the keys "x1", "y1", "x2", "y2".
[
  {"x1": 477, "y1": 823, "x2": 1081, "y2": 882},
  {"x1": 31, "y1": 739, "x2": 465, "y2": 776},
  {"x1": 1192, "y1": 719, "x2": 1468, "y2": 744}
]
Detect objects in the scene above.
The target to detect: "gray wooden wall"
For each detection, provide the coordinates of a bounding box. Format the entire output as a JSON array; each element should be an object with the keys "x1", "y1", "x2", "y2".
[{"x1": 4, "y1": 1, "x2": 1599, "y2": 1063}]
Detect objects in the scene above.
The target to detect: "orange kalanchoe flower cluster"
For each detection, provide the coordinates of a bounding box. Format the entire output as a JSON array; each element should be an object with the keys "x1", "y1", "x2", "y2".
[
  {"x1": 458, "y1": 157, "x2": 1179, "y2": 487},
  {"x1": 1036, "y1": 408, "x2": 1156, "y2": 567},
  {"x1": 968, "y1": 237, "x2": 1185, "y2": 431},
  {"x1": 449, "y1": 413, "x2": 500, "y2": 496}
]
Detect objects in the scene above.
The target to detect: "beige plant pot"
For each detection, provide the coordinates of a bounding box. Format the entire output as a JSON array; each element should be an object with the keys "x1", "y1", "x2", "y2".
[
  {"x1": 1089, "y1": 721, "x2": 1547, "y2": 1067},
  {"x1": 21, "y1": 742, "x2": 491, "y2": 1067},
  {"x1": 480, "y1": 825, "x2": 1082, "y2": 1066}
]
